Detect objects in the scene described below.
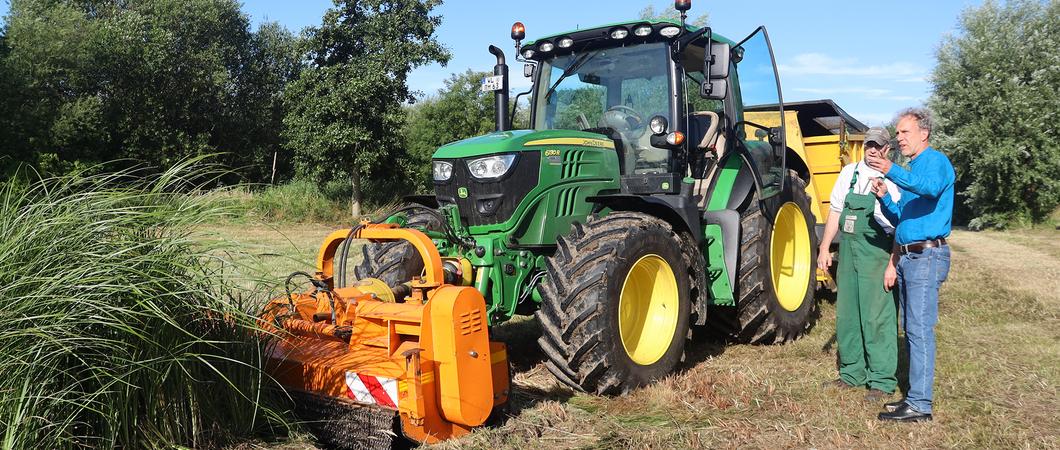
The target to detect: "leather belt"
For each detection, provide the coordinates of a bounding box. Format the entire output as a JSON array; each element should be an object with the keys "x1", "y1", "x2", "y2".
[{"x1": 899, "y1": 238, "x2": 947, "y2": 255}]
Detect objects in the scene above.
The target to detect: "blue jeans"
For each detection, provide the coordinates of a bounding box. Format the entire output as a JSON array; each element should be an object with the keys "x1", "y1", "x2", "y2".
[{"x1": 896, "y1": 245, "x2": 950, "y2": 414}]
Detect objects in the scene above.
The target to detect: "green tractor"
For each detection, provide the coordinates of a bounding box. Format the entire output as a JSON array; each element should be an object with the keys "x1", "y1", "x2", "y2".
[{"x1": 356, "y1": 2, "x2": 819, "y2": 395}]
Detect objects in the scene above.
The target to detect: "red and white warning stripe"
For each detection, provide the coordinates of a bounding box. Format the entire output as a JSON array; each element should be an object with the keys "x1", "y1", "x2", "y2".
[{"x1": 345, "y1": 371, "x2": 398, "y2": 409}]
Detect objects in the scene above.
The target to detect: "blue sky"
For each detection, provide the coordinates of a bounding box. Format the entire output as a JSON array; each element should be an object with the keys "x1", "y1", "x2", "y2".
[{"x1": 3, "y1": 0, "x2": 983, "y2": 126}]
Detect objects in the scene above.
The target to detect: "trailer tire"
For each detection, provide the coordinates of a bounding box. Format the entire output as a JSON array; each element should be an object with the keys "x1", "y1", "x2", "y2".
[
  {"x1": 537, "y1": 212, "x2": 691, "y2": 395},
  {"x1": 708, "y1": 171, "x2": 819, "y2": 344},
  {"x1": 353, "y1": 208, "x2": 441, "y2": 288}
]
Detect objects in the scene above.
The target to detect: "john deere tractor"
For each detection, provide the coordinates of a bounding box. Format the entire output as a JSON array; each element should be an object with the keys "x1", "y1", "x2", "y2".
[
  {"x1": 358, "y1": 5, "x2": 818, "y2": 392},
  {"x1": 263, "y1": 1, "x2": 819, "y2": 445}
]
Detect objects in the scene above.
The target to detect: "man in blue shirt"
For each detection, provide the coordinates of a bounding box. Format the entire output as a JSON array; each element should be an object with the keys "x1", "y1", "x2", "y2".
[{"x1": 865, "y1": 107, "x2": 955, "y2": 422}]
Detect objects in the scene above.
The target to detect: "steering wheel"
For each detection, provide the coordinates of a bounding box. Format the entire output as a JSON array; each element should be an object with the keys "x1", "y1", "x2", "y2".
[
  {"x1": 577, "y1": 113, "x2": 591, "y2": 130},
  {"x1": 599, "y1": 105, "x2": 646, "y2": 137}
]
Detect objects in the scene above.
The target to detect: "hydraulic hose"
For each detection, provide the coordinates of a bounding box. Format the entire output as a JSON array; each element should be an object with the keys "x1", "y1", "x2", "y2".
[
  {"x1": 335, "y1": 223, "x2": 364, "y2": 289},
  {"x1": 334, "y1": 204, "x2": 472, "y2": 289}
]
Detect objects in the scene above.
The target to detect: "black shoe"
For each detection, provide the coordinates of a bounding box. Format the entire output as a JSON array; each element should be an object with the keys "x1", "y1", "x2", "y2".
[
  {"x1": 884, "y1": 399, "x2": 906, "y2": 412},
  {"x1": 878, "y1": 403, "x2": 932, "y2": 422}
]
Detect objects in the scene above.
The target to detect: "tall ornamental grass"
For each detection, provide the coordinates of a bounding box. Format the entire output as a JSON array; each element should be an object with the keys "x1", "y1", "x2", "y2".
[{"x1": 0, "y1": 163, "x2": 288, "y2": 449}]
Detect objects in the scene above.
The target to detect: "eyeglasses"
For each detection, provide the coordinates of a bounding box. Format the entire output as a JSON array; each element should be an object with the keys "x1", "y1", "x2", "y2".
[{"x1": 865, "y1": 142, "x2": 887, "y2": 150}]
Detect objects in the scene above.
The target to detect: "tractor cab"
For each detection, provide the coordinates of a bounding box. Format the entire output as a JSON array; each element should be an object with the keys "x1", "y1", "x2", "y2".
[{"x1": 516, "y1": 18, "x2": 789, "y2": 206}]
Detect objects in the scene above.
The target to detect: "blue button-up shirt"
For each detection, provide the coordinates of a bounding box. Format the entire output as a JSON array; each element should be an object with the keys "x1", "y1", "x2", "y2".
[{"x1": 878, "y1": 147, "x2": 956, "y2": 245}]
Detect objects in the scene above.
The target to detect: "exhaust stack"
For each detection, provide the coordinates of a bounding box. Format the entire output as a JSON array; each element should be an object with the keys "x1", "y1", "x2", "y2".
[{"x1": 488, "y1": 45, "x2": 510, "y2": 132}]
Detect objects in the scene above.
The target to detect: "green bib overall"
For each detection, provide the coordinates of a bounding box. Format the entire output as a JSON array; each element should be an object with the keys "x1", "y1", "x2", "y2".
[{"x1": 836, "y1": 165, "x2": 898, "y2": 393}]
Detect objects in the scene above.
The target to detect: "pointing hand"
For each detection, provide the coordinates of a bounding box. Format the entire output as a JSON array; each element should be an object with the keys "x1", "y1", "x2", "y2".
[{"x1": 869, "y1": 177, "x2": 888, "y2": 199}]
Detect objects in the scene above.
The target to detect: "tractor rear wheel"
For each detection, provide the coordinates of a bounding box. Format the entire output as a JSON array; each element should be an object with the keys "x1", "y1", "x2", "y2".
[
  {"x1": 537, "y1": 212, "x2": 691, "y2": 395},
  {"x1": 353, "y1": 208, "x2": 441, "y2": 287},
  {"x1": 709, "y1": 171, "x2": 819, "y2": 344}
]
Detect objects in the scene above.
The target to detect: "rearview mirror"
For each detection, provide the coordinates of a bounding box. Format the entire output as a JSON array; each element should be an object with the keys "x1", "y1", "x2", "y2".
[
  {"x1": 524, "y1": 63, "x2": 534, "y2": 78},
  {"x1": 707, "y1": 42, "x2": 730, "y2": 79},
  {"x1": 700, "y1": 79, "x2": 726, "y2": 100}
]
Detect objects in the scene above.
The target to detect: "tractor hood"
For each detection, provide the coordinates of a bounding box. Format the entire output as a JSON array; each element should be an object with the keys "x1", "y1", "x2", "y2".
[{"x1": 432, "y1": 129, "x2": 616, "y2": 159}]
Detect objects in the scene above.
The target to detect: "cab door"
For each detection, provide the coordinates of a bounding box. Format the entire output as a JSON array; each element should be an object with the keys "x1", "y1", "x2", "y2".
[{"x1": 731, "y1": 26, "x2": 787, "y2": 198}]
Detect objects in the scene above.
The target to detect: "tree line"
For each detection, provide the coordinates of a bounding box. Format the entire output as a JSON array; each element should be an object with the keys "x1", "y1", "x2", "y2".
[
  {"x1": 0, "y1": 0, "x2": 1056, "y2": 226},
  {"x1": 0, "y1": 0, "x2": 489, "y2": 215}
]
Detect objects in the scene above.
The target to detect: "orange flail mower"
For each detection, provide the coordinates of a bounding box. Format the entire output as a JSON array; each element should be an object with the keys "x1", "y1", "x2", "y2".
[{"x1": 260, "y1": 222, "x2": 509, "y2": 445}]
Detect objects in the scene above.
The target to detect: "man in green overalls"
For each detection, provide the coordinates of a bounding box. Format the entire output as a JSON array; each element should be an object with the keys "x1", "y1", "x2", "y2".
[{"x1": 818, "y1": 127, "x2": 901, "y2": 401}]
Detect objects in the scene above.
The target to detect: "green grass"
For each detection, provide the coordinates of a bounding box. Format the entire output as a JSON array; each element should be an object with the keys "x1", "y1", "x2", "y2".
[
  {"x1": 0, "y1": 163, "x2": 290, "y2": 449},
  {"x1": 207, "y1": 180, "x2": 401, "y2": 225},
  {"x1": 222, "y1": 225, "x2": 1059, "y2": 449}
]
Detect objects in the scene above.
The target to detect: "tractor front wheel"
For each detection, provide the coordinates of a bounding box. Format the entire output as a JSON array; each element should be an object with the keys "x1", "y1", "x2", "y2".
[
  {"x1": 353, "y1": 208, "x2": 442, "y2": 288},
  {"x1": 537, "y1": 212, "x2": 691, "y2": 395}
]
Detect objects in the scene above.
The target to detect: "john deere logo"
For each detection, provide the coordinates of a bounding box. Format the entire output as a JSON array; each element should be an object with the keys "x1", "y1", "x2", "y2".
[{"x1": 457, "y1": 187, "x2": 469, "y2": 198}]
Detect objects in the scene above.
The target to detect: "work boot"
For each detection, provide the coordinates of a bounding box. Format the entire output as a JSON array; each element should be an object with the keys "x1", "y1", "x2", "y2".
[
  {"x1": 823, "y1": 378, "x2": 858, "y2": 389},
  {"x1": 865, "y1": 389, "x2": 891, "y2": 402}
]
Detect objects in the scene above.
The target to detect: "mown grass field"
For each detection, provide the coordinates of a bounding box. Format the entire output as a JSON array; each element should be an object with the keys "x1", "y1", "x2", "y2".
[{"x1": 214, "y1": 224, "x2": 1059, "y2": 449}]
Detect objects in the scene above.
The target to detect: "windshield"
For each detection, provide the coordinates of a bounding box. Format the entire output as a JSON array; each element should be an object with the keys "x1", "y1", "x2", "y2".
[{"x1": 533, "y1": 43, "x2": 673, "y2": 174}]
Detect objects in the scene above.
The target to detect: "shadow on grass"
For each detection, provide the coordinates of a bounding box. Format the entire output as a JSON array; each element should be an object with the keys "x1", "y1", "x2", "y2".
[
  {"x1": 489, "y1": 316, "x2": 576, "y2": 416},
  {"x1": 683, "y1": 326, "x2": 728, "y2": 368},
  {"x1": 490, "y1": 315, "x2": 547, "y2": 372}
]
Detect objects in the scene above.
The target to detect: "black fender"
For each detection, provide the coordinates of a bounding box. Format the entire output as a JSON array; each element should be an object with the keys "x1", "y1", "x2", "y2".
[
  {"x1": 704, "y1": 150, "x2": 761, "y2": 213},
  {"x1": 586, "y1": 193, "x2": 702, "y2": 243}
]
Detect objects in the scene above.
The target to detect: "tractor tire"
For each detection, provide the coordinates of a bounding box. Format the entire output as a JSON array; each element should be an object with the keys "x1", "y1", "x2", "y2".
[
  {"x1": 708, "y1": 171, "x2": 819, "y2": 344},
  {"x1": 353, "y1": 208, "x2": 441, "y2": 288},
  {"x1": 536, "y1": 212, "x2": 692, "y2": 395}
]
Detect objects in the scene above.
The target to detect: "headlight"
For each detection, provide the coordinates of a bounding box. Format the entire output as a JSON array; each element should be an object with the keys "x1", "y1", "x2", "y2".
[
  {"x1": 649, "y1": 115, "x2": 668, "y2": 135},
  {"x1": 610, "y1": 27, "x2": 629, "y2": 40},
  {"x1": 538, "y1": 41, "x2": 554, "y2": 52},
  {"x1": 633, "y1": 25, "x2": 653, "y2": 37},
  {"x1": 432, "y1": 161, "x2": 453, "y2": 181},
  {"x1": 467, "y1": 155, "x2": 517, "y2": 180},
  {"x1": 660, "y1": 26, "x2": 682, "y2": 38},
  {"x1": 558, "y1": 37, "x2": 574, "y2": 48},
  {"x1": 522, "y1": 49, "x2": 535, "y2": 58}
]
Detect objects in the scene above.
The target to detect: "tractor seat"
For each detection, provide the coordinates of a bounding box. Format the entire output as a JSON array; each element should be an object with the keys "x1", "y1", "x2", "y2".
[
  {"x1": 687, "y1": 110, "x2": 724, "y2": 158},
  {"x1": 687, "y1": 110, "x2": 727, "y2": 207}
]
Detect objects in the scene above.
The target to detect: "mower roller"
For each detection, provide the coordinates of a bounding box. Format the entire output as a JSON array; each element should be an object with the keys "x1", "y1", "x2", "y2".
[{"x1": 260, "y1": 222, "x2": 510, "y2": 446}]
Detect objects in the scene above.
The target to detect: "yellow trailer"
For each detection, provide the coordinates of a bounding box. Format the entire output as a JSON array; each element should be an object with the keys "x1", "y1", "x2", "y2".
[{"x1": 745, "y1": 100, "x2": 869, "y2": 289}]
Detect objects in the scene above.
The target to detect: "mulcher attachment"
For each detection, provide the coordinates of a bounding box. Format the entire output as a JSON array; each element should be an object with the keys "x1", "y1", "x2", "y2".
[{"x1": 260, "y1": 223, "x2": 509, "y2": 446}]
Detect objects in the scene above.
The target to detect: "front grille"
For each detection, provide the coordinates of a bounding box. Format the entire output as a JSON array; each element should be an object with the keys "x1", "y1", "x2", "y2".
[{"x1": 434, "y1": 152, "x2": 540, "y2": 227}]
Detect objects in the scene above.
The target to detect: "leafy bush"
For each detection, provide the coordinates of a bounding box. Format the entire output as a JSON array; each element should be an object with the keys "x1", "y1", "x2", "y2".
[
  {"x1": 0, "y1": 162, "x2": 288, "y2": 449},
  {"x1": 230, "y1": 179, "x2": 351, "y2": 223}
]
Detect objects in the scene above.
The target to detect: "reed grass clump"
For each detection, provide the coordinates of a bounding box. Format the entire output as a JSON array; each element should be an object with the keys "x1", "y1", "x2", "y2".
[{"x1": 0, "y1": 163, "x2": 287, "y2": 449}]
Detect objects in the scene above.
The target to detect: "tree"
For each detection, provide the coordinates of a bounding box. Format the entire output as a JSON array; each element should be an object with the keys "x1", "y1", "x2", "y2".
[
  {"x1": 0, "y1": 0, "x2": 300, "y2": 182},
  {"x1": 639, "y1": 2, "x2": 709, "y2": 27},
  {"x1": 403, "y1": 69, "x2": 496, "y2": 190},
  {"x1": 283, "y1": 0, "x2": 449, "y2": 217},
  {"x1": 929, "y1": 0, "x2": 1060, "y2": 228}
]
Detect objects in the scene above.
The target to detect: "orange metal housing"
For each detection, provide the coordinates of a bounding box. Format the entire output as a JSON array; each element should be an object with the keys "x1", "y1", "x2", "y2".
[{"x1": 260, "y1": 223, "x2": 509, "y2": 444}]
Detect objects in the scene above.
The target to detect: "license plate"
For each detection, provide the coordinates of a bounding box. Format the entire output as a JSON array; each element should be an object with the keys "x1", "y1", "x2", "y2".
[{"x1": 480, "y1": 75, "x2": 504, "y2": 92}]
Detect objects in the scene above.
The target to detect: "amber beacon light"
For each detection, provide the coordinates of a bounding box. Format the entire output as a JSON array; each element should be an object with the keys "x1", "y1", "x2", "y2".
[{"x1": 511, "y1": 22, "x2": 525, "y2": 41}]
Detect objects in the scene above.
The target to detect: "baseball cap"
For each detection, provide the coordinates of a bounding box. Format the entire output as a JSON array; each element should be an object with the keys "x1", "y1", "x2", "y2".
[{"x1": 864, "y1": 127, "x2": 891, "y2": 146}]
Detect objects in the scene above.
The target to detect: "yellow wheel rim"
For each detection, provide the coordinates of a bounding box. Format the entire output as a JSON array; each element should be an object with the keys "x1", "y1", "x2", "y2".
[
  {"x1": 618, "y1": 254, "x2": 679, "y2": 365},
  {"x1": 770, "y1": 202, "x2": 812, "y2": 312}
]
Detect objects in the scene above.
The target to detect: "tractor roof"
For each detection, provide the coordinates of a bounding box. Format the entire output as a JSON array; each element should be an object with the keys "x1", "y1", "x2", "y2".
[{"x1": 523, "y1": 18, "x2": 736, "y2": 49}]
